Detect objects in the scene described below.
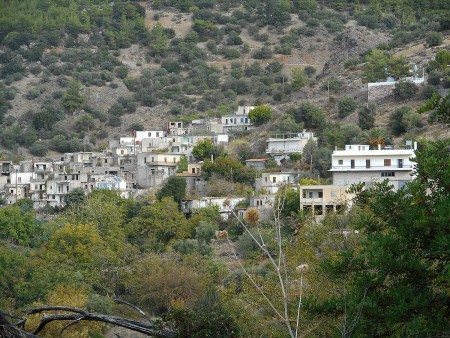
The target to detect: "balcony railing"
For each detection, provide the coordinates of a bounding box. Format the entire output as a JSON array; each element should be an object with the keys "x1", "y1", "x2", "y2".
[{"x1": 330, "y1": 165, "x2": 413, "y2": 170}]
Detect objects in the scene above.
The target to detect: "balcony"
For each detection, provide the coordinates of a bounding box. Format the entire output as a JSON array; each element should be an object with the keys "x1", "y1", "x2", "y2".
[{"x1": 330, "y1": 164, "x2": 413, "y2": 171}]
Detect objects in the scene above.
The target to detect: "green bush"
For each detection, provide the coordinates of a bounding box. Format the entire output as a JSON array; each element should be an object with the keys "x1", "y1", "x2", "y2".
[
  {"x1": 427, "y1": 71, "x2": 441, "y2": 85},
  {"x1": 421, "y1": 85, "x2": 438, "y2": 99},
  {"x1": 249, "y1": 105, "x2": 272, "y2": 125},
  {"x1": 426, "y1": 32, "x2": 443, "y2": 47},
  {"x1": 338, "y1": 96, "x2": 356, "y2": 118},
  {"x1": 358, "y1": 104, "x2": 376, "y2": 130},
  {"x1": 304, "y1": 65, "x2": 316, "y2": 78},
  {"x1": 390, "y1": 106, "x2": 408, "y2": 135},
  {"x1": 393, "y1": 81, "x2": 418, "y2": 100},
  {"x1": 29, "y1": 141, "x2": 48, "y2": 157},
  {"x1": 306, "y1": 18, "x2": 320, "y2": 27},
  {"x1": 108, "y1": 115, "x2": 121, "y2": 127}
]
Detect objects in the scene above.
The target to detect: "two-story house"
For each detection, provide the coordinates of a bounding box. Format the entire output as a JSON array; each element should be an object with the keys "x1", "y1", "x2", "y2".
[
  {"x1": 266, "y1": 131, "x2": 316, "y2": 165},
  {"x1": 329, "y1": 142, "x2": 417, "y2": 190},
  {"x1": 221, "y1": 106, "x2": 255, "y2": 132},
  {"x1": 136, "y1": 152, "x2": 183, "y2": 188},
  {"x1": 256, "y1": 172, "x2": 298, "y2": 194}
]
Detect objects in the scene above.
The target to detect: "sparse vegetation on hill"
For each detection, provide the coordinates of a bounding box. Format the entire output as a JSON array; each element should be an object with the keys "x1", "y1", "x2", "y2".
[{"x1": 0, "y1": 0, "x2": 448, "y2": 158}]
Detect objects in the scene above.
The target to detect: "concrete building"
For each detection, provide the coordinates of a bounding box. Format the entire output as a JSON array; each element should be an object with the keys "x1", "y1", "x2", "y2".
[
  {"x1": 330, "y1": 142, "x2": 417, "y2": 190},
  {"x1": 299, "y1": 185, "x2": 353, "y2": 219},
  {"x1": 266, "y1": 131, "x2": 316, "y2": 165},
  {"x1": 248, "y1": 194, "x2": 276, "y2": 220},
  {"x1": 221, "y1": 106, "x2": 255, "y2": 132},
  {"x1": 176, "y1": 163, "x2": 207, "y2": 197},
  {"x1": 95, "y1": 176, "x2": 130, "y2": 198},
  {"x1": 168, "y1": 121, "x2": 189, "y2": 136},
  {"x1": 256, "y1": 172, "x2": 298, "y2": 194},
  {"x1": 245, "y1": 158, "x2": 267, "y2": 170},
  {"x1": 46, "y1": 172, "x2": 89, "y2": 205},
  {"x1": 180, "y1": 196, "x2": 246, "y2": 220},
  {"x1": 136, "y1": 152, "x2": 183, "y2": 188}
]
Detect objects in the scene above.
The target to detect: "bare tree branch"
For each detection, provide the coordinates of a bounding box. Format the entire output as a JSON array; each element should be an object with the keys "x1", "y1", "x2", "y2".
[
  {"x1": 23, "y1": 306, "x2": 175, "y2": 338},
  {"x1": 113, "y1": 298, "x2": 148, "y2": 320}
]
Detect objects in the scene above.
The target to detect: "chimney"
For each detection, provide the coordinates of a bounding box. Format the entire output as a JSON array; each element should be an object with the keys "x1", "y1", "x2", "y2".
[
  {"x1": 378, "y1": 144, "x2": 381, "y2": 150},
  {"x1": 413, "y1": 141, "x2": 417, "y2": 150}
]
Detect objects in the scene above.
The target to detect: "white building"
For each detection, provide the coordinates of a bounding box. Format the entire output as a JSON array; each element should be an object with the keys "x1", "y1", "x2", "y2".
[
  {"x1": 266, "y1": 131, "x2": 316, "y2": 165},
  {"x1": 256, "y1": 172, "x2": 298, "y2": 194},
  {"x1": 95, "y1": 176, "x2": 130, "y2": 198},
  {"x1": 46, "y1": 172, "x2": 88, "y2": 207},
  {"x1": 329, "y1": 143, "x2": 417, "y2": 190},
  {"x1": 180, "y1": 197, "x2": 246, "y2": 220},
  {"x1": 221, "y1": 106, "x2": 255, "y2": 132}
]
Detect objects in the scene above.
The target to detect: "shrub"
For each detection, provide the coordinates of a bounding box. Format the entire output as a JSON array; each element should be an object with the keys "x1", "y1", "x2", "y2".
[
  {"x1": 442, "y1": 76, "x2": 450, "y2": 88},
  {"x1": 304, "y1": 65, "x2": 317, "y2": 78},
  {"x1": 29, "y1": 141, "x2": 48, "y2": 157},
  {"x1": 254, "y1": 33, "x2": 269, "y2": 42},
  {"x1": 26, "y1": 86, "x2": 45, "y2": 100},
  {"x1": 427, "y1": 71, "x2": 441, "y2": 85},
  {"x1": 29, "y1": 65, "x2": 42, "y2": 75},
  {"x1": 393, "y1": 81, "x2": 418, "y2": 100},
  {"x1": 252, "y1": 45, "x2": 272, "y2": 59},
  {"x1": 305, "y1": 18, "x2": 320, "y2": 27},
  {"x1": 358, "y1": 104, "x2": 376, "y2": 130},
  {"x1": 108, "y1": 115, "x2": 121, "y2": 127},
  {"x1": 421, "y1": 85, "x2": 438, "y2": 99},
  {"x1": 390, "y1": 106, "x2": 411, "y2": 136},
  {"x1": 338, "y1": 96, "x2": 356, "y2": 118},
  {"x1": 426, "y1": 32, "x2": 443, "y2": 47},
  {"x1": 161, "y1": 59, "x2": 181, "y2": 74},
  {"x1": 249, "y1": 105, "x2": 272, "y2": 125}
]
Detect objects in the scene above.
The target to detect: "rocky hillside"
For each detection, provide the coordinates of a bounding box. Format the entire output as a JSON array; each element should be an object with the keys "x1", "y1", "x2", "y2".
[{"x1": 0, "y1": 0, "x2": 449, "y2": 159}]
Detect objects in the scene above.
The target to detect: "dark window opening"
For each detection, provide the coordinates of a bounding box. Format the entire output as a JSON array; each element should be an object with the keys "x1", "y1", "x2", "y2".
[{"x1": 314, "y1": 205, "x2": 323, "y2": 215}]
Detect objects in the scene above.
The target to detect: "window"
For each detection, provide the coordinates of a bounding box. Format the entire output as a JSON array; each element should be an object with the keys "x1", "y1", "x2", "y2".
[
  {"x1": 381, "y1": 171, "x2": 395, "y2": 177},
  {"x1": 351, "y1": 159, "x2": 355, "y2": 168},
  {"x1": 366, "y1": 159, "x2": 371, "y2": 168},
  {"x1": 398, "y1": 159, "x2": 403, "y2": 168},
  {"x1": 272, "y1": 177, "x2": 276, "y2": 183},
  {"x1": 318, "y1": 191, "x2": 323, "y2": 198},
  {"x1": 265, "y1": 177, "x2": 268, "y2": 182},
  {"x1": 164, "y1": 157, "x2": 167, "y2": 163},
  {"x1": 156, "y1": 132, "x2": 160, "y2": 137},
  {"x1": 338, "y1": 160, "x2": 343, "y2": 165},
  {"x1": 314, "y1": 205, "x2": 323, "y2": 215},
  {"x1": 384, "y1": 159, "x2": 391, "y2": 166},
  {"x1": 308, "y1": 192, "x2": 313, "y2": 198}
]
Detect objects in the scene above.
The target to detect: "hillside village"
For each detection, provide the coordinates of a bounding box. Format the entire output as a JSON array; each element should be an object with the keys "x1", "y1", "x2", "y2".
[
  {"x1": 0, "y1": 0, "x2": 448, "y2": 336},
  {"x1": 1, "y1": 104, "x2": 418, "y2": 222}
]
